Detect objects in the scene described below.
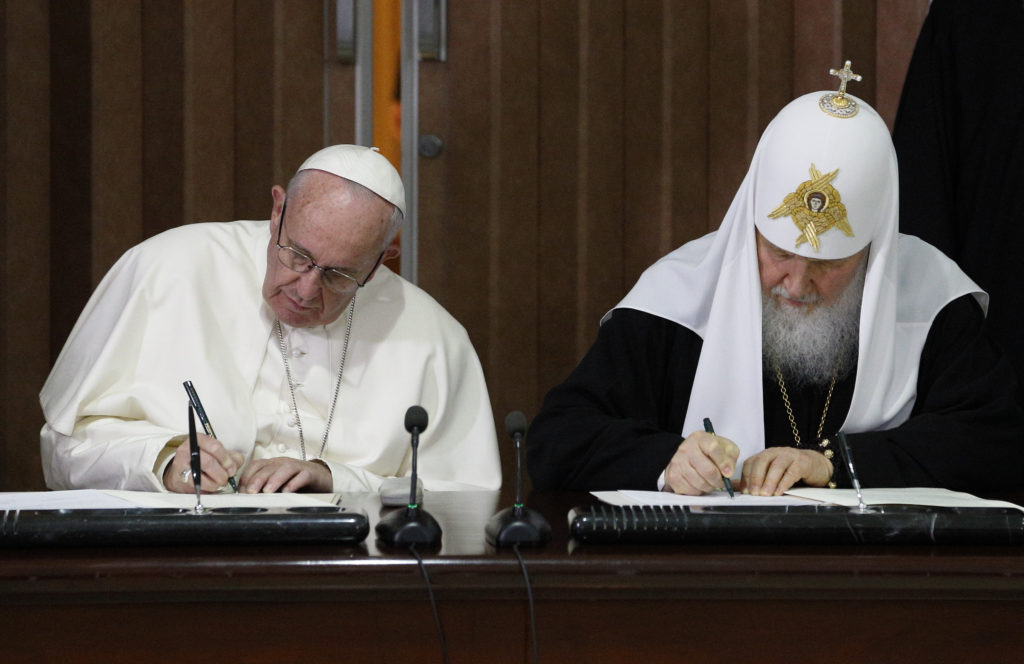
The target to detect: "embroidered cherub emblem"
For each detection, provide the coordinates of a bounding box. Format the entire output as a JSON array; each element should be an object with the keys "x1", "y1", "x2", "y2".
[{"x1": 767, "y1": 164, "x2": 853, "y2": 252}]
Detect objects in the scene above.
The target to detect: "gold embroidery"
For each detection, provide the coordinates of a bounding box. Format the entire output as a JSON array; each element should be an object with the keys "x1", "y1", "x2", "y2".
[{"x1": 767, "y1": 164, "x2": 854, "y2": 252}]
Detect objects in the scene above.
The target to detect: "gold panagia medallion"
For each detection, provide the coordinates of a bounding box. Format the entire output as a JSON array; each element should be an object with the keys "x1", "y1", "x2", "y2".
[{"x1": 767, "y1": 164, "x2": 854, "y2": 252}]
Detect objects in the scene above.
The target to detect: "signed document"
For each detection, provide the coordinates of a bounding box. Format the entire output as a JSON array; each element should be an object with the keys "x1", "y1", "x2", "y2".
[
  {"x1": 595, "y1": 488, "x2": 1024, "y2": 512},
  {"x1": 595, "y1": 490, "x2": 810, "y2": 507},
  {"x1": 788, "y1": 487, "x2": 1024, "y2": 512},
  {"x1": 0, "y1": 490, "x2": 340, "y2": 511}
]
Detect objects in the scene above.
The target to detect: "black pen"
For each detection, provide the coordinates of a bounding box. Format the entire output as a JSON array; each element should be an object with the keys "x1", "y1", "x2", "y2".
[
  {"x1": 703, "y1": 418, "x2": 735, "y2": 499},
  {"x1": 183, "y1": 380, "x2": 238, "y2": 493},
  {"x1": 188, "y1": 403, "x2": 204, "y2": 512}
]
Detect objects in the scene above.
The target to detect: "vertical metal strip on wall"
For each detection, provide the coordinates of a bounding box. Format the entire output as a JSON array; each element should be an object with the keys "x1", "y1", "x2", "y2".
[
  {"x1": 332, "y1": 0, "x2": 373, "y2": 145},
  {"x1": 400, "y1": 0, "x2": 420, "y2": 283},
  {"x1": 354, "y1": 0, "x2": 374, "y2": 146}
]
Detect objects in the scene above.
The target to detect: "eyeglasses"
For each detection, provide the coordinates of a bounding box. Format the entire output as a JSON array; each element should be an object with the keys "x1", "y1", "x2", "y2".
[{"x1": 275, "y1": 201, "x2": 385, "y2": 294}]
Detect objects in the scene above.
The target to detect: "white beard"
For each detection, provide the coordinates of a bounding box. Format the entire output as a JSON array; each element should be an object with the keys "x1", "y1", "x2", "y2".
[{"x1": 761, "y1": 260, "x2": 866, "y2": 387}]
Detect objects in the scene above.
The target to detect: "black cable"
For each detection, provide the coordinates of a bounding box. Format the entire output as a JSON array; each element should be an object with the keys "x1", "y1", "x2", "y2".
[
  {"x1": 513, "y1": 543, "x2": 539, "y2": 664},
  {"x1": 410, "y1": 543, "x2": 450, "y2": 664}
]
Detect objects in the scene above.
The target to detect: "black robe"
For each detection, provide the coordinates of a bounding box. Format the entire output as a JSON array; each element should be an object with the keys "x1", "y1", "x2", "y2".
[
  {"x1": 527, "y1": 295, "x2": 1024, "y2": 493},
  {"x1": 893, "y1": 0, "x2": 1024, "y2": 407}
]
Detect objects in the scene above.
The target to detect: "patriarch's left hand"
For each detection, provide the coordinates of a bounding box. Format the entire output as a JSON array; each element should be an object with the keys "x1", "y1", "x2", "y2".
[{"x1": 740, "y1": 447, "x2": 832, "y2": 496}]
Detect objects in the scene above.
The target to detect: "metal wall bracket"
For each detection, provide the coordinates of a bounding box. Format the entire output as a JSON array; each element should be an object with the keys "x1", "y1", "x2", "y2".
[{"x1": 336, "y1": 0, "x2": 446, "y2": 63}]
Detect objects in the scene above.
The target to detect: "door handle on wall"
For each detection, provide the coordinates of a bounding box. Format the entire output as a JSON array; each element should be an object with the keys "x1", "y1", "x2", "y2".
[{"x1": 418, "y1": 134, "x2": 443, "y2": 158}]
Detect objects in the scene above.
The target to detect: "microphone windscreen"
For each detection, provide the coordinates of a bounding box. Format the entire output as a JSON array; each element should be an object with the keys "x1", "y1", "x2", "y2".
[
  {"x1": 405, "y1": 405, "x2": 429, "y2": 433},
  {"x1": 504, "y1": 410, "x2": 528, "y2": 439}
]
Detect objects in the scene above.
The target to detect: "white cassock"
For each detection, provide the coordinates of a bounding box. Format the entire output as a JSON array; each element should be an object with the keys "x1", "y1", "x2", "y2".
[{"x1": 40, "y1": 220, "x2": 502, "y2": 492}]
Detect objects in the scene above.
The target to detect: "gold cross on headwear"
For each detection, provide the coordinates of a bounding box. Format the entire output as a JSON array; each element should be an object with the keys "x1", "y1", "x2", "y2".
[
  {"x1": 819, "y1": 59, "x2": 863, "y2": 119},
  {"x1": 829, "y1": 61, "x2": 862, "y2": 98}
]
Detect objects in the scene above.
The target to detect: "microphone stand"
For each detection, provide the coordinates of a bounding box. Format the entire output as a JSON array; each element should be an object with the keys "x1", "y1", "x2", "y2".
[
  {"x1": 486, "y1": 414, "x2": 550, "y2": 547},
  {"x1": 376, "y1": 409, "x2": 442, "y2": 548}
]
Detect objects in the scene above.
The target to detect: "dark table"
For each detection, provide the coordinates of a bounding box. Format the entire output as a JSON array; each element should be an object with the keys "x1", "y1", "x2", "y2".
[{"x1": 2, "y1": 490, "x2": 1024, "y2": 663}]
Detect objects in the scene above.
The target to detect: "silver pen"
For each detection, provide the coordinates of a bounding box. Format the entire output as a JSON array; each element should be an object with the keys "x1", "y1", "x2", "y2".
[{"x1": 835, "y1": 431, "x2": 873, "y2": 513}]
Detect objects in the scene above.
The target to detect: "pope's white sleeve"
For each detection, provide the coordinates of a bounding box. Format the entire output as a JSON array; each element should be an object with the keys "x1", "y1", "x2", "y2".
[
  {"x1": 415, "y1": 332, "x2": 502, "y2": 492},
  {"x1": 40, "y1": 419, "x2": 180, "y2": 491}
]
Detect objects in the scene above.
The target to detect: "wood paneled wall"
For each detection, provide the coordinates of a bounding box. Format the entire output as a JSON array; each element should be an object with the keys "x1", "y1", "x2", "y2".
[
  {"x1": 1, "y1": 0, "x2": 930, "y2": 491},
  {"x1": 2, "y1": 0, "x2": 356, "y2": 490},
  {"x1": 417, "y1": 0, "x2": 929, "y2": 487}
]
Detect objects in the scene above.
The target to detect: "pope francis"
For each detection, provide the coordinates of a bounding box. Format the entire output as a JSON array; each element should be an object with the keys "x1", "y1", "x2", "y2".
[{"x1": 40, "y1": 145, "x2": 501, "y2": 494}]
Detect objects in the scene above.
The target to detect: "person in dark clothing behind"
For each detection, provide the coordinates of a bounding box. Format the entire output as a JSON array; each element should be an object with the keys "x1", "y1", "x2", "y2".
[{"x1": 893, "y1": 0, "x2": 1024, "y2": 409}]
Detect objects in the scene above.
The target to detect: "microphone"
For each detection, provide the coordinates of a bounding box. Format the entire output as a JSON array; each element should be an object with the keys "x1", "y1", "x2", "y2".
[
  {"x1": 375, "y1": 405, "x2": 442, "y2": 547},
  {"x1": 485, "y1": 411, "x2": 551, "y2": 547}
]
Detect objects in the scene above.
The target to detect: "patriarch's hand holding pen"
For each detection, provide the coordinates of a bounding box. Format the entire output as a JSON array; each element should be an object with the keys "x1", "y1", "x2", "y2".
[
  {"x1": 663, "y1": 430, "x2": 739, "y2": 496},
  {"x1": 163, "y1": 433, "x2": 245, "y2": 493}
]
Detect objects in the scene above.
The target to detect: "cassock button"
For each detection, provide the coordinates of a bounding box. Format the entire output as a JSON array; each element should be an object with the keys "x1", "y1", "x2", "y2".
[
  {"x1": 287, "y1": 416, "x2": 298, "y2": 427},
  {"x1": 277, "y1": 443, "x2": 288, "y2": 453}
]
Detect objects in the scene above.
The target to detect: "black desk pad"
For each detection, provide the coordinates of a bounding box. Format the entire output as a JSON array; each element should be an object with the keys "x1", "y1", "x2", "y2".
[
  {"x1": 0, "y1": 505, "x2": 369, "y2": 546},
  {"x1": 569, "y1": 503, "x2": 1024, "y2": 545}
]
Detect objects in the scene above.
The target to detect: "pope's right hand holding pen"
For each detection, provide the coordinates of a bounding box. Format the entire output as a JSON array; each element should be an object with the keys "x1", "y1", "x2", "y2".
[
  {"x1": 161, "y1": 380, "x2": 244, "y2": 493},
  {"x1": 163, "y1": 433, "x2": 244, "y2": 493}
]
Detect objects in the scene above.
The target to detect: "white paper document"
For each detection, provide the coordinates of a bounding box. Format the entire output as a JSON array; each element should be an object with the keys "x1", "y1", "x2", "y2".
[
  {"x1": 788, "y1": 487, "x2": 1024, "y2": 512},
  {"x1": 0, "y1": 490, "x2": 339, "y2": 511},
  {"x1": 0, "y1": 490, "x2": 138, "y2": 511},
  {"x1": 595, "y1": 487, "x2": 1024, "y2": 512},
  {"x1": 595, "y1": 490, "x2": 811, "y2": 507}
]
